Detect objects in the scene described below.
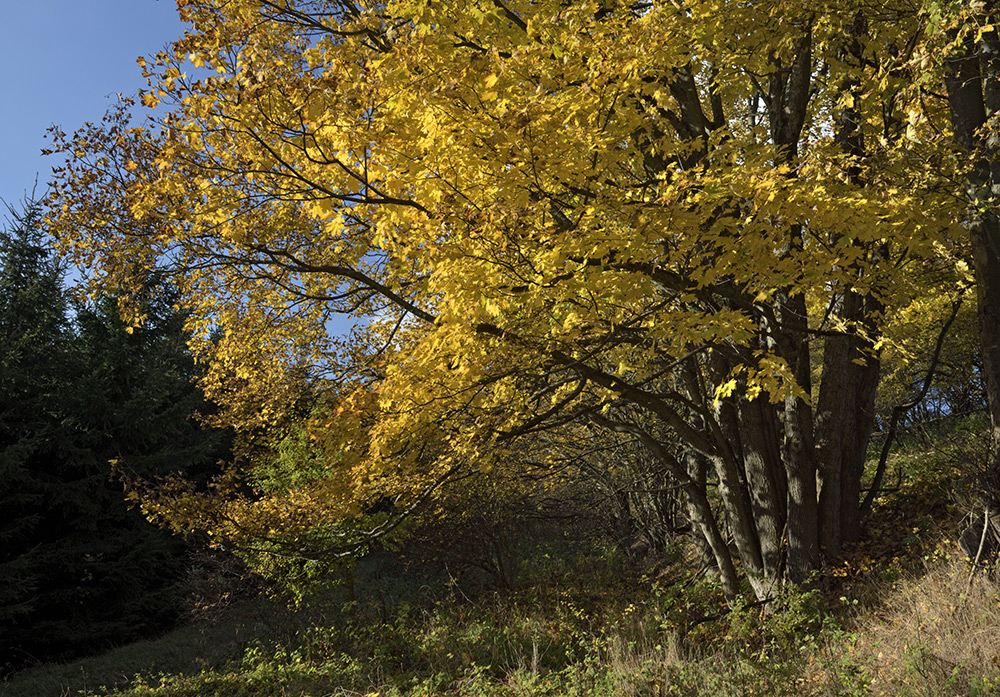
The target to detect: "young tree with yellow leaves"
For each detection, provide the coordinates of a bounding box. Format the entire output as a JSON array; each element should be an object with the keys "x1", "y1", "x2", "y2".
[{"x1": 47, "y1": 0, "x2": 970, "y2": 600}]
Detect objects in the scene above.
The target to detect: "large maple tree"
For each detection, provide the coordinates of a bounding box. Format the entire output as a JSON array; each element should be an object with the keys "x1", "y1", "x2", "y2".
[{"x1": 47, "y1": 0, "x2": 974, "y2": 599}]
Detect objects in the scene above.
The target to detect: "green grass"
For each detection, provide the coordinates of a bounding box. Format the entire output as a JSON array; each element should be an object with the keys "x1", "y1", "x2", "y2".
[
  {"x1": 5, "y1": 415, "x2": 1000, "y2": 697},
  {"x1": 0, "y1": 594, "x2": 339, "y2": 697}
]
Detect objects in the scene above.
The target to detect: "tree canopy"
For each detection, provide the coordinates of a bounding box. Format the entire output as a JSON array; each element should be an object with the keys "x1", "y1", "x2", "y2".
[{"x1": 45, "y1": 0, "x2": 989, "y2": 600}]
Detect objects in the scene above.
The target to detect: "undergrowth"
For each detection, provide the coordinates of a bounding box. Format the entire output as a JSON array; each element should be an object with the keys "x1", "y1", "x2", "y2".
[{"x1": 4, "y1": 415, "x2": 1000, "y2": 697}]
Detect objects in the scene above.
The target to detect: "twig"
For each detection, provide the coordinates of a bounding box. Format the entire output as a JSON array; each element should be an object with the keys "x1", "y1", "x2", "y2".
[{"x1": 967, "y1": 507, "x2": 992, "y2": 592}]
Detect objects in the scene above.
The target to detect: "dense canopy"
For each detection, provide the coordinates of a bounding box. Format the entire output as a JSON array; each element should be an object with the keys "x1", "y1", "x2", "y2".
[{"x1": 46, "y1": 0, "x2": 993, "y2": 599}]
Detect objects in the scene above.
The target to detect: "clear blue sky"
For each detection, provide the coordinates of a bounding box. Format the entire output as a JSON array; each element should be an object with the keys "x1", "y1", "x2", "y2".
[{"x1": 0, "y1": 0, "x2": 186, "y2": 207}]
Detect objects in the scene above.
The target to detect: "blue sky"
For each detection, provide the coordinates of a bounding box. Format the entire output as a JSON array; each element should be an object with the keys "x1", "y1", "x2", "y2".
[{"x1": 0, "y1": 0, "x2": 186, "y2": 208}]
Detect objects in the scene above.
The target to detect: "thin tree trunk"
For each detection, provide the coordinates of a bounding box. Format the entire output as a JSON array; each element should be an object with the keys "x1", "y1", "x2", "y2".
[
  {"x1": 593, "y1": 415, "x2": 741, "y2": 600},
  {"x1": 685, "y1": 447, "x2": 715, "y2": 570}
]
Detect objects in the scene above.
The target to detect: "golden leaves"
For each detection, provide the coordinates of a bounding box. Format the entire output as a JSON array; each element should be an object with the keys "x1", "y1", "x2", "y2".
[{"x1": 42, "y1": 0, "x2": 975, "y2": 552}]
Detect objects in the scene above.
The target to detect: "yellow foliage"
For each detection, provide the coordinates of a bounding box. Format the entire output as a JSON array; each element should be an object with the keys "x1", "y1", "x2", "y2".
[{"x1": 43, "y1": 0, "x2": 971, "y2": 570}]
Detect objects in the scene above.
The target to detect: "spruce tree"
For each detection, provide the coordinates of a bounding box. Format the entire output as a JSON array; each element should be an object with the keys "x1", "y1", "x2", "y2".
[
  {"x1": 0, "y1": 201, "x2": 89, "y2": 669},
  {"x1": 0, "y1": 202, "x2": 227, "y2": 673}
]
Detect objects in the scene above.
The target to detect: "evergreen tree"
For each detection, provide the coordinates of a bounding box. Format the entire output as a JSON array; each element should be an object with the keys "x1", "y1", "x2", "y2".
[
  {"x1": 0, "y1": 201, "x2": 227, "y2": 673},
  {"x1": 0, "y1": 200, "x2": 85, "y2": 669}
]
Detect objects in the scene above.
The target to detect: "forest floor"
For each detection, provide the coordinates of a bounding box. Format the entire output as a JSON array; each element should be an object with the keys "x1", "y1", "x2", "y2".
[{"x1": 4, "y1": 415, "x2": 1000, "y2": 697}]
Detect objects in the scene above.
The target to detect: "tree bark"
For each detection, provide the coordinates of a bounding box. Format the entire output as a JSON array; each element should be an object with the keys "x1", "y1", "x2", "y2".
[
  {"x1": 767, "y1": 29, "x2": 820, "y2": 582},
  {"x1": 815, "y1": 289, "x2": 881, "y2": 555},
  {"x1": 739, "y1": 396, "x2": 785, "y2": 584},
  {"x1": 815, "y1": 298, "x2": 851, "y2": 557},
  {"x1": 779, "y1": 289, "x2": 820, "y2": 583},
  {"x1": 944, "y1": 11, "x2": 1000, "y2": 504}
]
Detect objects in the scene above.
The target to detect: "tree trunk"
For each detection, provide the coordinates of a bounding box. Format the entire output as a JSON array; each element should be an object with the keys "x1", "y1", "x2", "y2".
[
  {"x1": 739, "y1": 393, "x2": 785, "y2": 583},
  {"x1": 844, "y1": 312, "x2": 881, "y2": 541},
  {"x1": 816, "y1": 304, "x2": 851, "y2": 557},
  {"x1": 685, "y1": 447, "x2": 716, "y2": 570},
  {"x1": 779, "y1": 289, "x2": 820, "y2": 583},
  {"x1": 944, "y1": 12, "x2": 1000, "y2": 504},
  {"x1": 971, "y1": 214, "x2": 1000, "y2": 500},
  {"x1": 816, "y1": 289, "x2": 881, "y2": 556},
  {"x1": 767, "y1": 30, "x2": 820, "y2": 583}
]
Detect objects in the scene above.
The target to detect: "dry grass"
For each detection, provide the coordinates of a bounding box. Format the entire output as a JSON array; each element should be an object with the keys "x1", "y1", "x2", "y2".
[
  {"x1": 849, "y1": 556, "x2": 1000, "y2": 696},
  {"x1": 8, "y1": 555, "x2": 1000, "y2": 697}
]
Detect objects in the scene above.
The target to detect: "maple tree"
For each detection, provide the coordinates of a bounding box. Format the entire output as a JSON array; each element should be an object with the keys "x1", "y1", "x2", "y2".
[{"x1": 46, "y1": 0, "x2": 974, "y2": 600}]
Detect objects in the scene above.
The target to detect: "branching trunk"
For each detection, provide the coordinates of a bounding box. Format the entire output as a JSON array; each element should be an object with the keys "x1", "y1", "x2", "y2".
[{"x1": 593, "y1": 414, "x2": 740, "y2": 598}]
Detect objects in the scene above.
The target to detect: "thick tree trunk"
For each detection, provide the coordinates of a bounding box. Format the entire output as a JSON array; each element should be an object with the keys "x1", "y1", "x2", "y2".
[
  {"x1": 739, "y1": 393, "x2": 785, "y2": 583},
  {"x1": 820, "y1": 14, "x2": 882, "y2": 552},
  {"x1": 779, "y1": 290, "x2": 820, "y2": 583},
  {"x1": 978, "y1": 20, "x2": 1000, "y2": 490},
  {"x1": 816, "y1": 290, "x2": 881, "y2": 556},
  {"x1": 944, "y1": 13, "x2": 1000, "y2": 503},
  {"x1": 767, "y1": 31, "x2": 821, "y2": 583},
  {"x1": 971, "y1": 215, "x2": 1000, "y2": 499},
  {"x1": 844, "y1": 315, "x2": 881, "y2": 540},
  {"x1": 816, "y1": 307, "x2": 851, "y2": 557}
]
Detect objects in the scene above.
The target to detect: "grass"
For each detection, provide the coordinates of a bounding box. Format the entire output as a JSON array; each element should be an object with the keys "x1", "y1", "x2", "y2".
[
  {"x1": 0, "y1": 594, "x2": 332, "y2": 697},
  {"x1": 4, "y1": 415, "x2": 1000, "y2": 697}
]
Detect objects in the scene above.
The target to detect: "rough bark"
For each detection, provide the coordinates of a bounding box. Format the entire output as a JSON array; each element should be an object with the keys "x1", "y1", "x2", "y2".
[
  {"x1": 816, "y1": 289, "x2": 881, "y2": 555},
  {"x1": 779, "y1": 289, "x2": 820, "y2": 583},
  {"x1": 739, "y1": 397, "x2": 785, "y2": 583},
  {"x1": 819, "y1": 13, "x2": 882, "y2": 552},
  {"x1": 768, "y1": 29, "x2": 821, "y2": 582},
  {"x1": 815, "y1": 302, "x2": 851, "y2": 557},
  {"x1": 944, "y1": 11, "x2": 1000, "y2": 504},
  {"x1": 844, "y1": 326, "x2": 881, "y2": 541},
  {"x1": 971, "y1": 217, "x2": 1000, "y2": 500}
]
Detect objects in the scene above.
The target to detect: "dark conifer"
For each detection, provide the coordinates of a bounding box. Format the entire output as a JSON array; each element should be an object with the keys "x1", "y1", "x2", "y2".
[{"x1": 0, "y1": 201, "x2": 228, "y2": 674}]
